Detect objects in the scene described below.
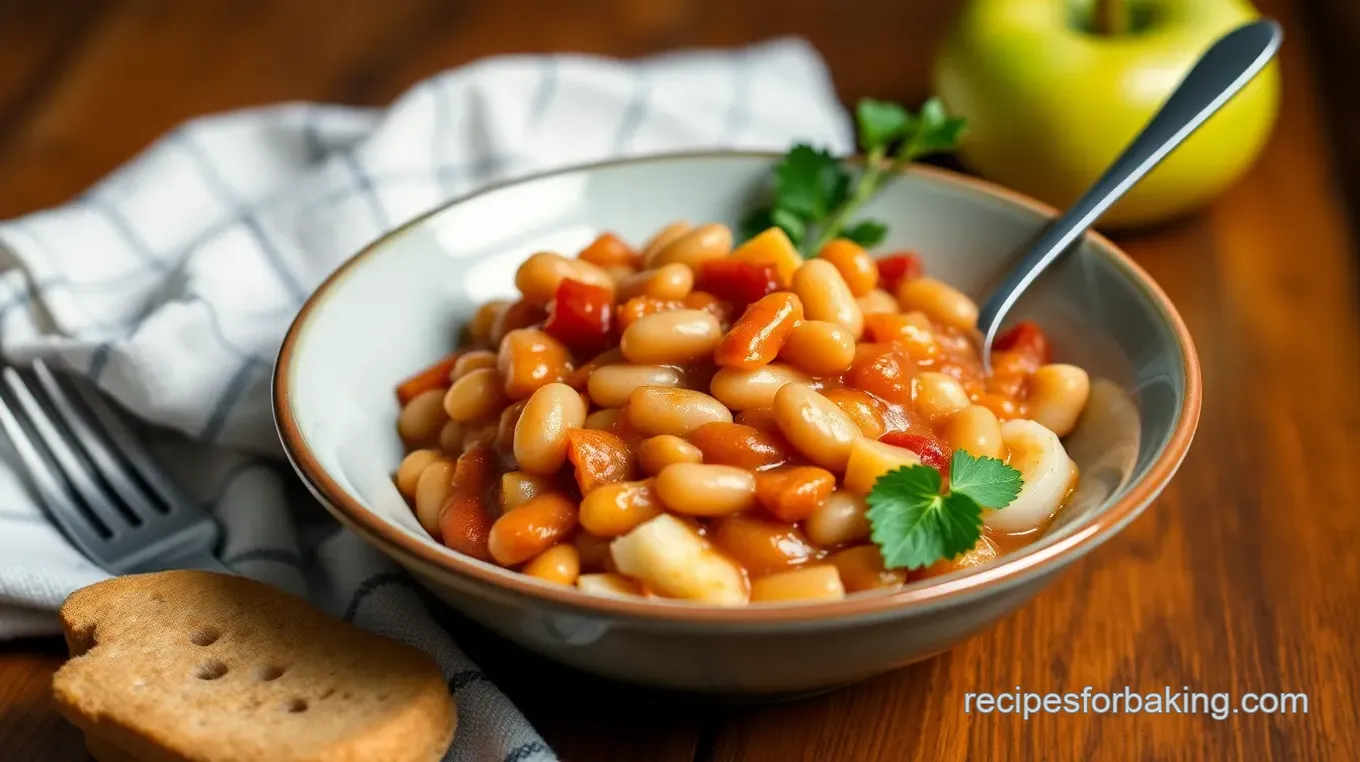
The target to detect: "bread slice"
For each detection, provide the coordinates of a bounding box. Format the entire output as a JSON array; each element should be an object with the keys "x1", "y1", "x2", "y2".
[{"x1": 53, "y1": 570, "x2": 455, "y2": 762}]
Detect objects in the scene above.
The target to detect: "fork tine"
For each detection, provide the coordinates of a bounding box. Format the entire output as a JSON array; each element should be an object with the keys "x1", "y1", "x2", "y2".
[
  {"x1": 52, "y1": 361, "x2": 199, "y2": 513},
  {"x1": 0, "y1": 382, "x2": 111, "y2": 554},
  {"x1": 2, "y1": 368, "x2": 136, "y2": 532},
  {"x1": 30, "y1": 360, "x2": 168, "y2": 520}
]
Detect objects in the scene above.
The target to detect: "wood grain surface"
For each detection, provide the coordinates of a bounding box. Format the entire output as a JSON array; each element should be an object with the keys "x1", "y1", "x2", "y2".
[{"x1": 2, "y1": 0, "x2": 1358, "y2": 760}]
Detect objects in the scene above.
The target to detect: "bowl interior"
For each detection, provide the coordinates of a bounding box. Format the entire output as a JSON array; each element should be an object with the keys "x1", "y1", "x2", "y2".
[{"x1": 279, "y1": 153, "x2": 1190, "y2": 603}]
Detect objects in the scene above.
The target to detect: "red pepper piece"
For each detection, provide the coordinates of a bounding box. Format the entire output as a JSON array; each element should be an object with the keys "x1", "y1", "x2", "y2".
[
  {"x1": 395, "y1": 353, "x2": 459, "y2": 405},
  {"x1": 993, "y1": 321, "x2": 1052, "y2": 366},
  {"x1": 880, "y1": 431, "x2": 952, "y2": 474},
  {"x1": 544, "y1": 279, "x2": 614, "y2": 357},
  {"x1": 876, "y1": 253, "x2": 923, "y2": 292},
  {"x1": 697, "y1": 259, "x2": 782, "y2": 309}
]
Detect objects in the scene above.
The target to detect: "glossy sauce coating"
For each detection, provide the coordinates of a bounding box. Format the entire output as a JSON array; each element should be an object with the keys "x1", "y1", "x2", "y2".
[{"x1": 393, "y1": 225, "x2": 1089, "y2": 605}]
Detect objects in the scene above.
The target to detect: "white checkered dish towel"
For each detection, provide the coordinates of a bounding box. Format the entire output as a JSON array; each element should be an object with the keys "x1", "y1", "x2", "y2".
[{"x1": 0, "y1": 39, "x2": 853, "y2": 762}]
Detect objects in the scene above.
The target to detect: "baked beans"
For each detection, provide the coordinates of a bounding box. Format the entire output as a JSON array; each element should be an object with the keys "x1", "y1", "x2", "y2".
[
  {"x1": 637, "y1": 435, "x2": 703, "y2": 475},
  {"x1": 618, "y1": 263, "x2": 695, "y2": 301},
  {"x1": 817, "y1": 239, "x2": 878, "y2": 296},
  {"x1": 780, "y1": 320, "x2": 856, "y2": 375},
  {"x1": 488, "y1": 299, "x2": 548, "y2": 346},
  {"x1": 443, "y1": 367, "x2": 507, "y2": 422},
  {"x1": 792, "y1": 259, "x2": 864, "y2": 338},
  {"x1": 394, "y1": 223, "x2": 1091, "y2": 605},
  {"x1": 584, "y1": 408, "x2": 623, "y2": 431},
  {"x1": 488, "y1": 492, "x2": 578, "y2": 566},
  {"x1": 640, "y1": 221, "x2": 693, "y2": 262},
  {"x1": 500, "y1": 470, "x2": 552, "y2": 512},
  {"x1": 625, "y1": 387, "x2": 732, "y2": 437},
  {"x1": 468, "y1": 300, "x2": 509, "y2": 345},
  {"x1": 580, "y1": 479, "x2": 663, "y2": 537},
  {"x1": 913, "y1": 371, "x2": 971, "y2": 422},
  {"x1": 413, "y1": 459, "x2": 455, "y2": 535},
  {"x1": 857, "y1": 288, "x2": 899, "y2": 315},
  {"x1": 804, "y1": 489, "x2": 871, "y2": 548},
  {"x1": 772, "y1": 383, "x2": 860, "y2": 471},
  {"x1": 452, "y1": 349, "x2": 498, "y2": 380},
  {"x1": 1027, "y1": 364, "x2": 1090, "y2": 437},
  {"x1": 620, "y1": 309, "x2": 722, "y2": 365},
  {"x1": 523, "y1": 544, "x2": 581, "y2": 586},
  {"x1": 710, "y1": 514, "x2": 819, "y2": 577},
  {"x1": 897, "y1": 276, "x2": 978, "y2": 331},
  {"x1": 655, "y1": 463, "x2": 757, "y2": 516},
  {"x1": 942, "y1": 404, "x2": 1003, "y2": 459},
  {"x1": 587, "y1": 364, "x2": 683, "y2": 408},
  {"x1": 396, "y1": 449, "x2": 442, "y2": 499},
  {"x1": 513, "y1": 383, "x2": 587, "y2": 475},
  {"x1": 688, "y1": 422, "x2": 791, "y2": 471},
  {"x1": 648, "y1": 223, "x2": 733, "y2": 270},
  {"x1": 821, "y1": 388, "x2": 887, "y2": 439},
  {"x1": 515, "y1": 251, "x2": 614, "y2": 304},
  {"x1": 710, "y1": 363, "x2": 811, "y2": 411},
  {"x1": 498, "y1": 329, "x2": 572, "y2": 400},
  {"x1": 574, "y1": 532, "x2": 613, "y2": 572},
  {"x1": 438, "y1": 421, "x2": 467, "y2": 453},
  {"x1": 397, "y1": 389, "x2": 448, "y2": 447},
  {"x1": 750, "y1": 565, "x2": 845, "y2": 602}
]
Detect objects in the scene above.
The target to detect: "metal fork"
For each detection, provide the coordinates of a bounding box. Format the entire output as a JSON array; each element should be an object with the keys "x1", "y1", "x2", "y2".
[{"x1": 0, "y1": 359, "x2": 225, "y2": 574}]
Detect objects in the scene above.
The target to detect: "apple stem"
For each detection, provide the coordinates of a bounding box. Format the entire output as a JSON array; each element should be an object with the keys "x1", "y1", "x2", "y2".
[{"x1": 1094, "y1": 0, "x2": 1128, "y2": 36}]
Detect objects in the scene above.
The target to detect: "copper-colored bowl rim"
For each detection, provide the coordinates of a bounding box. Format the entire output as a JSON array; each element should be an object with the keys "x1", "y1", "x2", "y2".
[{"x1": 273, "y1": 150, "x2": 1202, "y2": 625}]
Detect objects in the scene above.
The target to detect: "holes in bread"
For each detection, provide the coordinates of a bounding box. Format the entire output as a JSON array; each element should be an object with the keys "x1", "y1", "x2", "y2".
[
  {"x1": 69, "y1": 624, "x2": 98, "y2": 657},
  {"x1": 190, "y1": 627, "x2": 221, "y2": 647},
  {"x1": 285, "y1": 698, "x2": 308, "y2": 713},
  {"x1": 257, "y1": 665, "x2": 286, "y2": 682},
  {"x1": 195, "y1": 660, "x2": 229, "y2": 680}
]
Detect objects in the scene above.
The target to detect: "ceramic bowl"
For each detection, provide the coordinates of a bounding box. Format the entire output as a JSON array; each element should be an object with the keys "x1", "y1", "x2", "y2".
[{"x1": 273, "y1": 153, "x2": 1200, "y2": 695}]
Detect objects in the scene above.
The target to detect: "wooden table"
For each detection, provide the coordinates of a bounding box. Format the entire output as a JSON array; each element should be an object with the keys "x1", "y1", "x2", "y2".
[{"x1": 3, "y1": 1, "x2": 1359, "y2": 759}]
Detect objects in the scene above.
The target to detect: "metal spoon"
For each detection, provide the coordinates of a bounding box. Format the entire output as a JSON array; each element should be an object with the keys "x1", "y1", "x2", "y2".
[{"x1": 976, "y1": 19, "x2": 1282, "y2": 370}]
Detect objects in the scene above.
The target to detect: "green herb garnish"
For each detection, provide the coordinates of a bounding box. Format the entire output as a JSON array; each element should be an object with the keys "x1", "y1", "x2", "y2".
[
  {"x1": 741, "y1": 97, "x2": 967, "y2": 255},
  {"x1": 865, "y1": 451, "x2": 1022, "y2": 570}
]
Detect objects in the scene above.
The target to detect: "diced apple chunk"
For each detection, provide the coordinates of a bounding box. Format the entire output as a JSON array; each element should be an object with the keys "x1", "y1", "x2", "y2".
[
  {"x1": 731, "y1": 227, "x2": 802, "y2": 283},
  {"x1": 576, "y1": 573, "x2": 642, "y2": 598},
  {"x1": 610, "y1": 514, "x2": 749, "y2": 605},
  {"x1": 843, "y1": 437, "x2": 923, "y2": 495}
]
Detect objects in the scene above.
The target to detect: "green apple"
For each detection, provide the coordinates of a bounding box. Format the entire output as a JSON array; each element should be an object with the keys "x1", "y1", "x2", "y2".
[{"x1": 933, "y1": 0, "x2": 1281, "y2": 228}]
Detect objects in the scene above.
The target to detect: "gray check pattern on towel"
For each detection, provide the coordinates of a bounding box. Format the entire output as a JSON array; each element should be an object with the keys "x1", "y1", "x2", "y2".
[{"x1": 0, "y1": 38, "x2": 853, "y2": 761}]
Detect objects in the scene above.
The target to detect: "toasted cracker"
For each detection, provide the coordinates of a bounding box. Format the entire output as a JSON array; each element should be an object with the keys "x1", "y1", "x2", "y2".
[{"x1": 53, "y1": 571, "x2": 455, "y2": 762}]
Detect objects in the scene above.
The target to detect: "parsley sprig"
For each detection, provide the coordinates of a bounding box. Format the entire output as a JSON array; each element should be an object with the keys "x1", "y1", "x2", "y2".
[
  {"x1": 742, "y1": 97, "x2": 966, "y2": 255},
  {"x1": 865, "y1": 451, "x2": 1023, "y2": 570}
]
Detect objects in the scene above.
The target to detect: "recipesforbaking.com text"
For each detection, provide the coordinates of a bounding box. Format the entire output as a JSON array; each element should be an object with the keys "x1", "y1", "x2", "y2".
[{"x1": 963, "y1": 686, "x2": 1309, "y2": 720}]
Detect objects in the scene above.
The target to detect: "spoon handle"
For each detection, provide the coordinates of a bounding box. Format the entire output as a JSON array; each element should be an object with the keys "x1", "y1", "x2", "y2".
[{"x1": 975, "y1": 19, "x2": 1283, "y2": 355}]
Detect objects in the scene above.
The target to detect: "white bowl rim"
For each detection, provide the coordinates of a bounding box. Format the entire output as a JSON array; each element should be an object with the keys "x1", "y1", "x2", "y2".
[{"x1": 273, "y1": 150, "x2": 1202, "y2": 624}]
